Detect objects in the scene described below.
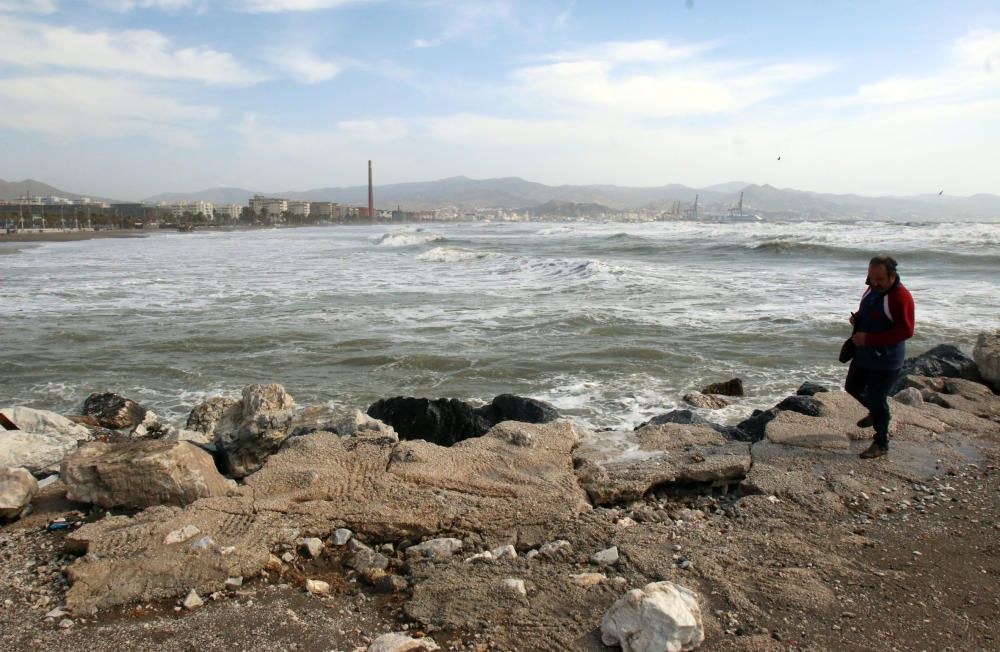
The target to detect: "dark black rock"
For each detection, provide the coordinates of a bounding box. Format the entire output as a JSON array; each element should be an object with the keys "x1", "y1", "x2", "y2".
[
  {"x1": 367, "y1": 397, "x2": 488, "y2": 446},
  {"x1": 891, "y1": 344, "x2": 981, "y2": 394},
  {"x1": 700, "y1": 378, "x2": 744, "y2": 397},
  {"x1": 367, "y1": 393, "x2": 561, "y2": 446},
  {"x1": 476, "y1": 394, "x2": 560, "y2": 426},
  {"x1": 82, "y1": 392, "x2": 148, "y2": 430},
  {"x1": 775, "y1": 395, "x2": 822, "y2": 417},
  {"x1": 733, "y1": 408, "x2": 780, "y2": 443},
  {"x1": 635, "y1": 409, "x2": 712, "y2": 430},
  {"x1": 634, "y1": 409, "x2": 733, "y2": 438},
  {"x1": 796, "y1": 382, "x2": 829, "y2": 396}
]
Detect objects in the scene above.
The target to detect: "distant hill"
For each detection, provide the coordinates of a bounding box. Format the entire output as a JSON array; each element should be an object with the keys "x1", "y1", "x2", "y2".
[
  {"x1": 9, "y1": 175, "x2": 999, "y2": 219},
  {"x1": 0, "y1": 178, "x2": 117, "y2": 204},
  {"x1": 144, "y1": 187, "x2": 255, "y2": 205}
]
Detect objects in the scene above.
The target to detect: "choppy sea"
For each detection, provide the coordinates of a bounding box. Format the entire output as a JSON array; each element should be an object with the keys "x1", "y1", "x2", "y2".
[{"x1": 2, "y1": 219, "x2": 998, "y2": 430}]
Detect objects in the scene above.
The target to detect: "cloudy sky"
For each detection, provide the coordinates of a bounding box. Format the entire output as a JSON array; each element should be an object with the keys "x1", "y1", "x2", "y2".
[{"x1": 0, "y1": 0, "x2": 998, "y2": 200}]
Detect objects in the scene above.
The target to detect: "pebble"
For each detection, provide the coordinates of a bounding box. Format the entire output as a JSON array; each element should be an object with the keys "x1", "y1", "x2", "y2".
[
  {"x1": 590, "y1": 546, "x2": 619, "y2": 566},
  {"x1": 332, "y1": 528, "x2": 353, "y2": 546},
  {"x1": 298, "y1": 538, "x2": 324, "y2": 558},
  {"x1": 500, "y1": 579, "x2": 527, "y2": 597},
  {"x1": 305, "y1": 579, "x2": 331, "y2": 596}
]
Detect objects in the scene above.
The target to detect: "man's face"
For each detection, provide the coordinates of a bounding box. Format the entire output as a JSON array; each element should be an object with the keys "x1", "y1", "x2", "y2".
[{"x1": 868, "y1": 263, "x2": 895, "y2": 292}]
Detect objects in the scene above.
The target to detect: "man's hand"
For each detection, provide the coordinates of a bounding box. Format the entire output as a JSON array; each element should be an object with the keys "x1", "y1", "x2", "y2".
[
  {"x1": 852, "y1": 332, "x2": 867, "y2": 346},
  {"x1": 849, "y1": 312, "x2": 856, "y2": 326}
]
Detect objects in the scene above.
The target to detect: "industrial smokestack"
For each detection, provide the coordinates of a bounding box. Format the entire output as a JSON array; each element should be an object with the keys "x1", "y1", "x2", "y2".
[{"x1": 368, "y1": 160, "x2": 375, "y2": 220}]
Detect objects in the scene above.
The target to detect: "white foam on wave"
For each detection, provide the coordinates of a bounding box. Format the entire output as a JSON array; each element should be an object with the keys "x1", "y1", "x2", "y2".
[
  {"x1": 373, "y1": 229, "x2": 446, "y2": 247},
  {"x1": 416, "y1": 246, "x2": 497, "y2": 263}
]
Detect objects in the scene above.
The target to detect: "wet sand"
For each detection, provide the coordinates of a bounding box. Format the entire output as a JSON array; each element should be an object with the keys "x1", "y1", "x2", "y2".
[{"x1": 0, "y1": 230, "x2": 150, "y2": 243}]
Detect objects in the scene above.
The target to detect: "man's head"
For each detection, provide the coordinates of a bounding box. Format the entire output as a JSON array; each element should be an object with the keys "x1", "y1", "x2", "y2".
[{"x1": 868, "y1": 255, "x2": 898, "y2": 293}]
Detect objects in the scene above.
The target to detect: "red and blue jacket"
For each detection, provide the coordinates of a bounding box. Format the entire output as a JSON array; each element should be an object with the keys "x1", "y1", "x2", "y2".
[{"x1": 855, "y1": 276, "x2": 915, "y2": 369}]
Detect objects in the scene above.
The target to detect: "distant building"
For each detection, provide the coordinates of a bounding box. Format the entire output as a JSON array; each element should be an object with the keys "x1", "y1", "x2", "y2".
[
  {"x1": 287, "y1": 200, "x2": 310, "y2": 217},
  {"x1": 249, "y1": 195, "x2": 288, "y2": 222},
  {"x1": 214, "y1": 203, "x2": 241, "y2": 221},
  {"x1": 309, "y1": 202, "x2": 340, "y2": 220},
  {"x1": 169, "y1": 200, "x2": 214, "y2": 219}
]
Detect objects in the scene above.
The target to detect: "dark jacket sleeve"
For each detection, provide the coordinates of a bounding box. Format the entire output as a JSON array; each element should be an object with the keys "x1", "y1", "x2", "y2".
[{"x1": 865, "y1": 285, "x2": 915, "y2": 346}]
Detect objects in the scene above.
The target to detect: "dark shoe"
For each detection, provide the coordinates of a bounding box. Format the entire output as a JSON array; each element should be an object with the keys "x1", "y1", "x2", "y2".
[
  {"x1": 856, "y1": 414, "x2": 874, "y2": 428},
  {"x1": 860, "y1": 443, "x2": 888, "y2": 459}
]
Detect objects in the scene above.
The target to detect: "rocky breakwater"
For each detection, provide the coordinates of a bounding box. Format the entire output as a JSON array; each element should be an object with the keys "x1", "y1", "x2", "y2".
[{"x1": 2, "y1": 334, "x2": 1000, "y2": 651}]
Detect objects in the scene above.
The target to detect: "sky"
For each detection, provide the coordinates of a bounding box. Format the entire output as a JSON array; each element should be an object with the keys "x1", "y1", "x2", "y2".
[{"x1": 0, "y1": 0, "x2": 998, "y2": 200}]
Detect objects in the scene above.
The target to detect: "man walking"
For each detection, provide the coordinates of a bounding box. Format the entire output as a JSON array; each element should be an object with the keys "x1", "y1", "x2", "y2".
[{"x1": 845, "y1": 255, "x2": 915, "y2": 459}]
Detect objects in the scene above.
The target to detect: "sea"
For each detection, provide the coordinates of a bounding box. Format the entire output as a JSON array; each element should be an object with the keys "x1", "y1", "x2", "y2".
[{"x1": 2, "y1": 218, "x2": 998, "y2": 431}]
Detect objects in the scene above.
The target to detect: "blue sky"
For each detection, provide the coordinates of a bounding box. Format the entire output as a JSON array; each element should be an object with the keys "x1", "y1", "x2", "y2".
[{"x1": 0, "y1": 0, "x2": 998, "y2": 200}]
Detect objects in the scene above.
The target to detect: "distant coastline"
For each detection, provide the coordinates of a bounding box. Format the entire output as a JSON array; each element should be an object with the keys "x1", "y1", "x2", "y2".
[{"x1": 0, "y1": 229, "x2": 150, "y2": 243}]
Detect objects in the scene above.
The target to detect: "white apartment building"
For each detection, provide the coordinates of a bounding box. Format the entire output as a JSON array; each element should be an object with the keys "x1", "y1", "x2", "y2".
[
  {"x1": 169, "y1": 201, "x2": 214, "y2": 219},
  {"x1": 249, "y1": 195, "x2": 288, "y2": 220},
  {"x1": 214, "y1": 203, "x2": 241, "y2": 221}
]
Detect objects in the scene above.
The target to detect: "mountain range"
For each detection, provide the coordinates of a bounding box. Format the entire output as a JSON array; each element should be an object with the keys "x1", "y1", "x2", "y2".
[{"x1": 3, "y1": 177, "x2": 999, "y2": 220}]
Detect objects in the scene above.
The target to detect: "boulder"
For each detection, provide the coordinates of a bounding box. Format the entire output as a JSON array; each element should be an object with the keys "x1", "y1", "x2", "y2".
[
  {"x1": 367, "y1": 397, "x2": 488, "y2": 445},
  {"x1": 775, "y1": 395, "x2": 821, "y2": 417},
  {"x1": 574, "y1": 424, "x2": 751, "y2": 506},
  {"x1": 635, "y1": 410, "x2": 713, "y2": 430},
  {"x1": 731, "y1": 408, "x2": 779, "y2": 443},
  {"x1": 0, "y1": 467, "x2": 38, "y2": 521},
  {"x1": 682, "y1": 393, "x2": 729, "y2": 410},
  {"x1": 82, "y1": 392, "x2": 149, "y2": 430},
  {"x1": 289, "y1": 406, "x2": 397, "y2": 439},
  {"x1": 601, "y1": 581, "x2": 705, "y2": 652},
  {"x1": 890, "y1": 344, "x2": 979, "y2": 394},
  {"x1": 700, "y1": 378, "x2": 743, "y2": 397},
  {"x1": 0, "y1": 407, "x2": 92, "y2": 476},
  {"x1": 973, "y1": 331, "x2": 1000, "y2": 390},
  {"x1": 189, "y1": 384, "x2": 296, "y2": 478},
  {"x1": 475, "y1": 394, "x2": 560, "y2": 426},
  {"x1": 796, "y1": 382, "x2": 829, "y2": 396},
  {"x1": 893, "y1": 387, "x2": 924, "y2": 406},
  {"x1": 367, "y1": 394, "x2": 560, "y2": 446},
  {"x1": 61, "y1": 440, "x2": 235, "y2": 509},
  {"x1": 368, "y1": 632, "x2": 440, "y2": 652},
  {"x1": 0, "y1": 406, "x2": 91, "y2": 441},
  {"x1": 185, "y1": 397, "x2": 239, "y2": 439}
]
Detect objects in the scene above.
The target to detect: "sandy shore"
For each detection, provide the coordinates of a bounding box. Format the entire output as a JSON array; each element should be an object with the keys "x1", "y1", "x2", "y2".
[{"x1": 0, "y1": 229, "x2": 151, "y2": 243}]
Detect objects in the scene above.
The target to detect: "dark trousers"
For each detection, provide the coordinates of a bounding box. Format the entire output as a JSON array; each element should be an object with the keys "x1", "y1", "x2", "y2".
[{"x1": 844, "y1": 363, "x2": 899, "y2": 449}]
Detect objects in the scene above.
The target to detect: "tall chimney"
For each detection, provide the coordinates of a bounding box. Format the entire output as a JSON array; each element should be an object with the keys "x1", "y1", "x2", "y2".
[{"x1": 368, "y1": 160, "x2": 375, "y2": 220}]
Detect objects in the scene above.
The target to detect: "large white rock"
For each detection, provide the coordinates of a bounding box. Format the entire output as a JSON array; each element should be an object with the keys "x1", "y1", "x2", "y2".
[
  {"x1": 601, "y1": 581, "x2": 705, "y2": 652},
  {"x1": 974, "y1": 331, "x2": 1000, "y2": 389},
  {"x1": 61, "y1": 440, "x2": 235, "y2": 509},
  {"x1": 367, "y1": 632, "x2": 440, "y2": 652},
  {"x1": 0, "y1": 467, "x2": 39, "y2": 521},
  {"x1": 0, "y1": 407, "x2": 92, "y2": 476},
  {"x1": 0, "y1": 407, "x2": 92, "y2": 441}
]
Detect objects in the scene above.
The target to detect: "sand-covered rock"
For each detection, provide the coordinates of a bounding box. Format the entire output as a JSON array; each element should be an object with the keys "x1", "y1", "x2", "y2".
[
  {"x1": 574, "y1": 424, "x2": 751, "y2": 506},
  {"x1": 61, "y1": 440, "x2": 235, "y2": 509},
  {"x1": 601, "y1": 581, "x2": 705, "y2": 652},
  {"x1": 0, "y1": 466, "x2": 38, "y2": 521},
  {"x1": 62, "y1": 420, "x2": 588, "y2": 612},
  {"x1": 368, "y1": 632, "x2": 440, "y2": 652}
]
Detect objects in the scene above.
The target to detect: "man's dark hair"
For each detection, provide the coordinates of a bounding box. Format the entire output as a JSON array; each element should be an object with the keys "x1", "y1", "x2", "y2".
[{"x1": 869, "y1": 254, "x2": 898, "y2": 275}]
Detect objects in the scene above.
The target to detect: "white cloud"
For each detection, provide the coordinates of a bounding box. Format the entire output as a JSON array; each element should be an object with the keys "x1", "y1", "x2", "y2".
[
  {"x1": 265, "y1": 49, "x2": 341, "y2": 83},
  {"x1": 854, "y1": 28, "x2": 1000, "y2": 106},
  {"x1": 94, "y1": 0, "x2": 199, "y2": 10},
  {"x1": 411, "y1": 0, "x2": 515, "y2": 48},
  {"x1": 0, "y1": 74, "x2": 219, "y2": 145},
  {"x1": 510, "y1": 40, "x2": 833, "y2": 119},
  {"x1": 237, "y1": 0, "x2": 372, "y2": 12},
  {"x1": 0, "y1": 17, "x2": 263, "y2": 85},
  {"x1": 0, "y1": 0, "x2": 57, "y2": 11}
]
